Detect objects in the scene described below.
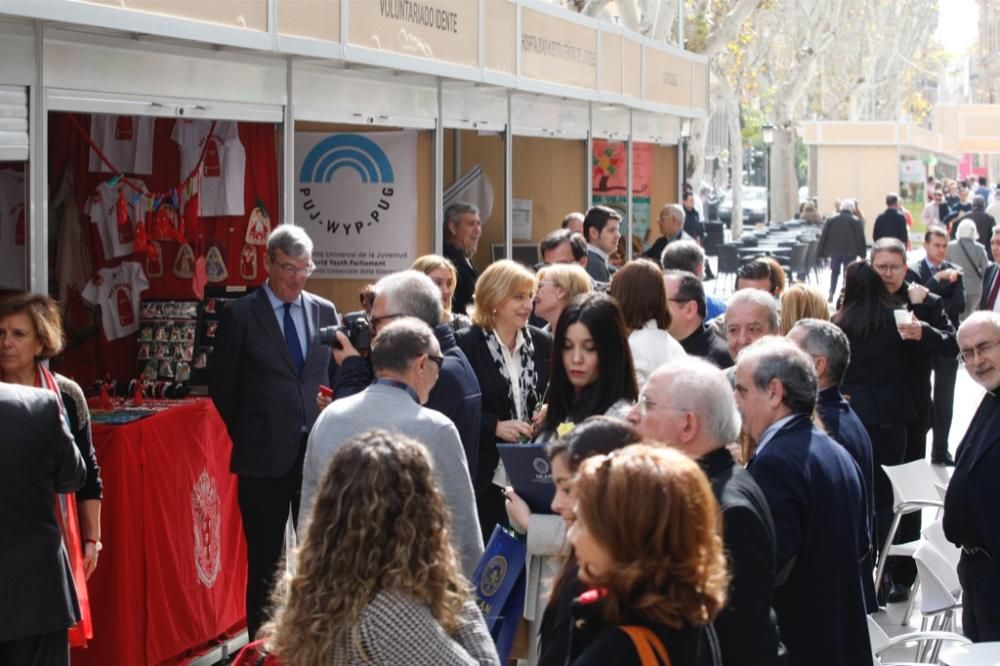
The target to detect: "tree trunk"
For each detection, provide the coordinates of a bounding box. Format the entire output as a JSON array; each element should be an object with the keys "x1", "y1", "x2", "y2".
[
  {"x1": 727, "y1": 95, "x2": 744, "y2": 239},
  {"x1": 769, "y1": 126, "x2": 799, "y2": 223}
]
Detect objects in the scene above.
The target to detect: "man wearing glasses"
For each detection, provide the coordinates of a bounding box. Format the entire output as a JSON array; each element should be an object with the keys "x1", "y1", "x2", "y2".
[
  {"x1": 870, "y1": 237, "x2": 957, "y2": 602},
  {"x1": 300, "y1": 317, "x2": 483, "y2": 575},
  {"x1": 209, "y1": 224, "x2": 339, "y2": 640},
  {"x1": 944, "y1": 311, "x2": 1000, "y2": 641}
]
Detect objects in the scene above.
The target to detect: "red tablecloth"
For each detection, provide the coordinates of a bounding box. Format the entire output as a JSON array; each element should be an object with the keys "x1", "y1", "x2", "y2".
[{"x1": 72, "y1": 399, "x2": 247, "y2": 665}]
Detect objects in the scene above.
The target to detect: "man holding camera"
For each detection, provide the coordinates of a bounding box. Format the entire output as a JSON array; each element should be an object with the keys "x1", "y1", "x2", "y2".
[{"x1": 209, "y1": 225, "x2": 339, "y2": 640}]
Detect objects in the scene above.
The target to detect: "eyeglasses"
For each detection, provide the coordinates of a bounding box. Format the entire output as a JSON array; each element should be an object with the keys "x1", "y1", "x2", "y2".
[
  {"x1": 872, "y1": 263, "x2": 905, "y2": 274},
  {"x1": 370, "y1": 313, "x2": 402, "y2": 329},
  {"x1": 272, "y1": 259, "x2": 316, "y2": 277},
  {"x1": 636, "y1": 393, "x2": 688, "y2": 418},
  {"x1": 958, "y1": 339, "x2": 1000, "y2": 364},
  {"x1": 427, "y1": 354, "x2": 444, "y2": 369}
]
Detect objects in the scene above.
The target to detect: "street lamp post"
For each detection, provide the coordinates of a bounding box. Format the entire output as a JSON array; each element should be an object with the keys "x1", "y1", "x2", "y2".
[
  {"x1": 680, "y1": 118, "x2": 692, "y2": 196},
  {"x1": 762, "y1": 123, "x2": 775, "y2": 225}
]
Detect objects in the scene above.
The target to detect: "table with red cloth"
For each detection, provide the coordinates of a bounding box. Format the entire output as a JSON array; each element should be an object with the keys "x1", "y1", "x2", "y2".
[{"x1": 71, "y1": 399, "x2": 247, "y2": 665}]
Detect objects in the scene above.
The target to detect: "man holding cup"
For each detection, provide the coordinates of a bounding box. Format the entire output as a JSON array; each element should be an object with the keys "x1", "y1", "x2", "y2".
[{"x1": 870, "y1": 237, "x2": 958, "y2": 602}]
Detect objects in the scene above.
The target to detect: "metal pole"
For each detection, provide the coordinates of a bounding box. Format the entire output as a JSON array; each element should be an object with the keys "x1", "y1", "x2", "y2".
[
  {"x1": 765, "y1": 144, "x2": 771, "y2": 225},
  {"x1": 435, "y1": 79, "x2": 444, "y2": 255},
  {"x1": 626, "y1": 112, "x2": 634, "y2": 262}
]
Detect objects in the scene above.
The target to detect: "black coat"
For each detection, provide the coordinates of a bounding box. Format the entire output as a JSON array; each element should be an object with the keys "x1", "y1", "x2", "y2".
[
  {"x1": 816, "y1": 386, "x2": 877, "y2": 612},
  {"x1": 908, "y1": 259, "x2": 966, "y2": 328},
  {"x1": 873, "y1": 208, "x2": 908, "y2": 245},
  {"x1": 444, "y1": 241, "x2": 478, "y2": 317},
  {"x1": 698, "y1": 448, "x2": 784, "y2": 666},
  {"x1": 455, "y1": 324, "x2": 551, "y2": 537},
  {"x1": 0, "y1": 383, "x2": 86, "y2": 642},
  {"x1": 747, "y1": 415, "x2": 870, "y2": 666},
  {"x1": 980, "y1": 263, "x2": 1000, "y2": 310},
  {"x1": 679, "y1": 323, "x2": 733, "y2": 369},
  {"x1": 817, "y1": 212, "x2": 866, "y2": 259}
]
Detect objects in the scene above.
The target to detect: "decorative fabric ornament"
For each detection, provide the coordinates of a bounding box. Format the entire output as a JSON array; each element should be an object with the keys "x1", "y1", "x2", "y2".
[
  {"x1": 192, "y1": 256, "x2": 208, "y2": 300},
  {"x1": 146, "y1": 241, "x2": 164, "y2": 278},
  {"x1": 152, "y1": 203, "x2": 178, "y2": 241},
  {"x1": 245, "y1": 206, "x2": 271, "y2": 245},
  {"x1": 133, "y1": 219, "x2": 149, "y2": 255},
  {"x1": 174, "y1": 243, "x2": 195, "y2": 278},
  {"x1": 205, "y1": 245, "x2": 228, "y2": 283},
  {"x1": 116, "y1": 189, "x2": 134, "y2": 245},
  {"x1": 183, "y1": 192, "x2": 200, "y2": 236},
  {"x1": 239, "y1": 243, "x2": 257, "y2": 280}
]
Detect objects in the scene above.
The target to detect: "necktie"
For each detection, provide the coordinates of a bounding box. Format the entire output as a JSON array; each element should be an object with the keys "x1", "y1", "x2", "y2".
[
  {"x1": 283, "y1": 302, "x2": 305, "y2": 375},
  {"x1": 987, "y1": 271, "x2": 1000, "y2": 311}
]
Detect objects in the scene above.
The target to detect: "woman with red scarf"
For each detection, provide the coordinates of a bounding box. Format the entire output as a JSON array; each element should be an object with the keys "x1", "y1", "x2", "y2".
[{"x1": 0, "y1": 293, "x2": 103, "y2": 649}]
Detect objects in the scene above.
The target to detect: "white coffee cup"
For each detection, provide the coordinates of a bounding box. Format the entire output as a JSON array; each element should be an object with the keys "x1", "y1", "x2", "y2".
[{"x1": 894, "y1": 309, "x2": 911, "y2": 326}]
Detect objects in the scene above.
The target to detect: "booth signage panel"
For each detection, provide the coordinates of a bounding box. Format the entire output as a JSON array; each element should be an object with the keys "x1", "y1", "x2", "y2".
[
  {"x1": 691, "y1": 62, "x2": 708, "y2": 112},
  {"x1": 599, "y1": 32, "x2": 622, "y2": 94},
  {"x1": 963, "y1": 114, "x2": 1000, "y2": 139},
  {"x1": 900, "y1": 159, "x2": 924, "y2": 184},
  {"x1": 592, "y1": 139, "x2": 653, "y2": 247},
  {"x1": 642, "y1": 46, "x2": 692, "y2": 107},
  {"x1": 520, "y1": 8, "x2": 597, "y2": 90},
  {"x1": 72, "y1": 0, "x2": 268, "y2": 30},
  {"x1": 622, "y1": 38, "x2": 641, "y2": 98},
  {"x1": 295, "y1": 131, "x2": 418, "y2": 279},
  {"x1": 486, "y1": 0, "x2": 516, "y2": 74},
  {"x1": 348, "y1": 0, "x2": 479, "y2": 67},
  {"x1": 279, "y1": 0, "x2": 342, "y2": 42},
  {"x1": 0, "y1": 86, "x2": 28, "y2": 161}
]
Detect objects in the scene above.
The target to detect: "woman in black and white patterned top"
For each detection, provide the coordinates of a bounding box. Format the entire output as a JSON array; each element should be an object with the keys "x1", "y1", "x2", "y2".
[{"x1": 263, "y1": 430, "x2": 499, "y2": 666}]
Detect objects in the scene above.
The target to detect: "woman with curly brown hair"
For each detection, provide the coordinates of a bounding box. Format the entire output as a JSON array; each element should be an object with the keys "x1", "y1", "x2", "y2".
[
  {"x1": 262, "y1": 430, "x2": 499, "y2": 666},
  {"x1": 566, "y1": 444, "x2": 727, "y2": 665}
]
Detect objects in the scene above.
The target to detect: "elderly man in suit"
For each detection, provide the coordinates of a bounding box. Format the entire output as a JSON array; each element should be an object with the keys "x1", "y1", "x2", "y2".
[
  {"x1": 0, "y1": 383, "x2": 85, "y2": 665},
  {"x1": 301, "y1": 317, "x2": 483, "y2": 574},
  {"x1": 979, "y1": 228, "x2": 1000, "y2": 311},
  {"x1": 735, "y1": 337, "x2": 869, "y2": 666},
  {"x1": 817, "y1": 199, "x2": 867, "y2": 302},
  {"x1": 628, "y1": 358, "x2": 784, "y2": 666},
  {"x1": 209, "y1": 224, "x2": 339, "y2": 639},
  {"x1": 787, "y1": 319, "x2": 877, "y2": 612},
  {"x1": 945, "y1": 312, "x2": 1000, "y2": 641}
]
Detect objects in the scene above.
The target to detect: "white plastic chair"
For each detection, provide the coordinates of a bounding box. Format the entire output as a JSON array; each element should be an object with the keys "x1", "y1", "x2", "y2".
[
  {"x1": 874, "y1": 460, "x2": 945, "y2": 598},
  {"x1": 867, "y1": 614, "x2": 970, "y2": 665},
  {"x1": 912, "y1": 543, "x2": 964, "y2": 663},
  {"x1": 900, "y1": 518, "x2": 963, "y2": 625}
]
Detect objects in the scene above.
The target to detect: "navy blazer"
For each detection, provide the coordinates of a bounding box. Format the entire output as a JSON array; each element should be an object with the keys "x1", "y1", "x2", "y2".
[
  {"x1": 980, "y1": 263, "x2": 1000, "y2": 310},
  {"x1": 873, "y1": 208, "x2": 909, "y2": 244},
  {"x1": 747, "y1": 415, "x2": 870, "y2": 666},
  {"x1": 0, "y1": 384, "x2": 86, "y2": 642},
  {"x1": 817, "y1": 386, "x2": 877, "y2": 613},
  {"x1": 909, "y1": 259, "x2": 966, "y2": 328},
  {"x1": 210, "y1": 287, "x2": 339, "y2": 477}
]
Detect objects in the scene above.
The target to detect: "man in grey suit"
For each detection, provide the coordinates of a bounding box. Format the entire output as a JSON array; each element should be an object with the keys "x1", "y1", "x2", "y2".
[
  {"x1": 0, "y1": 383, "x2": 85, "y2": 666},
  {"x1": 300, "y1": 317, "x2": 483, "y2": 574},
  {"x1": 209, "y1": 224, "x2": 339, "y2": 639}
]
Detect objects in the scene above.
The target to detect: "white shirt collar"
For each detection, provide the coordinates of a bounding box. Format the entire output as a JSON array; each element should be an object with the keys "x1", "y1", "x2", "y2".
[{"x1": 587, "y1": 243, "x2": 610, "y2": 262}]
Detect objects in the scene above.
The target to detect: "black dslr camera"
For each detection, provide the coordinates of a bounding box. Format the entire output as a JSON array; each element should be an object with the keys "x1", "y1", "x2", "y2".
[{"x1": 318, "y1": 311, "x2": 372, "y2": 352}]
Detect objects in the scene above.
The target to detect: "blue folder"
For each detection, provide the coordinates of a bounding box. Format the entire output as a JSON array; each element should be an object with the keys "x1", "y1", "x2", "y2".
[{"x1": 497, "y1": 443, "x2": 556, "y2": 514}]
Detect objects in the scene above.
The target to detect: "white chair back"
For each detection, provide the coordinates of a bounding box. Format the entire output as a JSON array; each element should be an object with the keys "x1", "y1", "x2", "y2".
[
  {"x1": 922, "y1": 518, "x2": 961, "y2": 570},
  {"x1": 882, "y1": 460, "x2": 944, "y2": 513},
  {"x1": 913, "y1": 543, "x2": 961, "y2": 615}
]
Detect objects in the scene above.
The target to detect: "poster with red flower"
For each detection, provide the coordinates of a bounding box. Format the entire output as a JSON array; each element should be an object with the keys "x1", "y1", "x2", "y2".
[{"x1": 592, "y1": 140, "x2": 653, "y2": 250}]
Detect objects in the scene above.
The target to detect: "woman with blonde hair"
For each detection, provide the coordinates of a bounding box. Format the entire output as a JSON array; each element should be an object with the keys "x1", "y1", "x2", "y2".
[
  {"x1": 533, "y1": 263, "x2": 592, "y2": 331},
  {"x1": 263, "y1": 430, "x2": 498, "y2": 665},
  {"x1": 565, "y1": 445, "x2": 727, "y2": 665},
  {"x1": 412, "y1": 254, "x2": 472, "y2": 332},
  {"x1": 456, "y1": 260, "x2": 551, "y2": 540},
  {"x1": 780, "y1": 283, "x2": 830, "y2": 334}
]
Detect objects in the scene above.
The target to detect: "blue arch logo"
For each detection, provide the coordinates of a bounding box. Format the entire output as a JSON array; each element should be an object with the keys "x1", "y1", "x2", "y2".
[{"x1": 299, "y1": 134, "x2": 395, "y2": 185}]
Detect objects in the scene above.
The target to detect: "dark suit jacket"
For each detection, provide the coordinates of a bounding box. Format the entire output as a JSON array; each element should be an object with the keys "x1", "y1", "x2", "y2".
[
  {"x1": 454, "y1": 325, "x2": 551, "y2": 498},
  {"x1": 817, "y1": 212, "x2": 866, "y2": 259},
  {"x1": 210, "y1": 287, "x2": 338, "y2": 477},
  {"x1": 838, "y1": 308, "x2": 916, "y2": 426},
  {"x1": 747, "y1": 415, "x2": 870, "y2": 666},
  {"x1": 980, "y1": 263, "x2": 1000, "y2": 310},
  {"x1": 908, "y1": 259, "x2": 966, "y2": 328},
  {"x1": 585, "y1": 248, "x2": 612, "y2": 283},
  {"x1": 873, "y1": 208, "x2": 908, "y2": 244},
  {"x1": 0, "y1": 383, "x2": 86, "y2": 642},
  {"x1": 817, "y1": 386, "x2": 877, "y2": 612},
  {"x1": 699, "y1": 448, "x2": 783, "y2": 666},
  {"x1": 444, "y1": 241, "x2": 478, "y2": 317}
]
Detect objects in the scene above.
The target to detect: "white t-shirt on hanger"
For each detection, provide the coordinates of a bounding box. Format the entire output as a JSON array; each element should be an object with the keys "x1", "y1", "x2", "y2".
[
  {"x1": 82, "y1": 261, "x2": 150, "y2": 341},
  {"x1": 88, "y1": 115, "x2": 154, "y2": 175},
  {"x1": 171, "y1": 119, "x2": 246, "y2": 217},
  {"x1": 0, "y1": 170, "x2": 26, "y2": 291},
  {"x1": 85, "y1": 179, "x2": 149, "y2": 260}
]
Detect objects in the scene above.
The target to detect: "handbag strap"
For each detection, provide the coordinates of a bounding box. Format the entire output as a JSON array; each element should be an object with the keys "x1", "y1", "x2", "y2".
[
  {"x1": 619, "y1": 625, "x2": 672, "y2": 666},
  {"x1": 959, "y1": 241, "x2": 983, "y2": 279}
]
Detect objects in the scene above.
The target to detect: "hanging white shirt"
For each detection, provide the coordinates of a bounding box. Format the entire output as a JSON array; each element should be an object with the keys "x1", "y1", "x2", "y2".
[
  {"x1": 88, "y1": 115, "x2": 154, "y2": 175},
  {"x1": 171, "y1": 119, "x2": 246, "y2": 217},
  {"x1": 85, "y1": 179, "x2": 149, "y2": 259},
  {"x1": 82, "y1": 262, "x2": 150, "y2": 341},
  {"x1": 0, "y1": 170, "x2": 26, "y2": 290}
]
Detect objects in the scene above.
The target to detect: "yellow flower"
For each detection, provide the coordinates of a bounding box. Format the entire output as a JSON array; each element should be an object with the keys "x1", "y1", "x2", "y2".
[{"x1": 556, "y1": 421, "x2": 576, "y2": 438}]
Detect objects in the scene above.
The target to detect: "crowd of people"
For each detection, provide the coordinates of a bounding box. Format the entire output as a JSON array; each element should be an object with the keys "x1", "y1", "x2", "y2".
[{"x1": 4, "y1": 190, "x2": 1000, "y2": 665}]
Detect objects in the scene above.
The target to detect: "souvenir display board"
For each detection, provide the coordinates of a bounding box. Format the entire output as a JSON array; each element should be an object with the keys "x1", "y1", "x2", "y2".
[{"x1": 137, "y1": 300, "x2": 199, "y2": 385}]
